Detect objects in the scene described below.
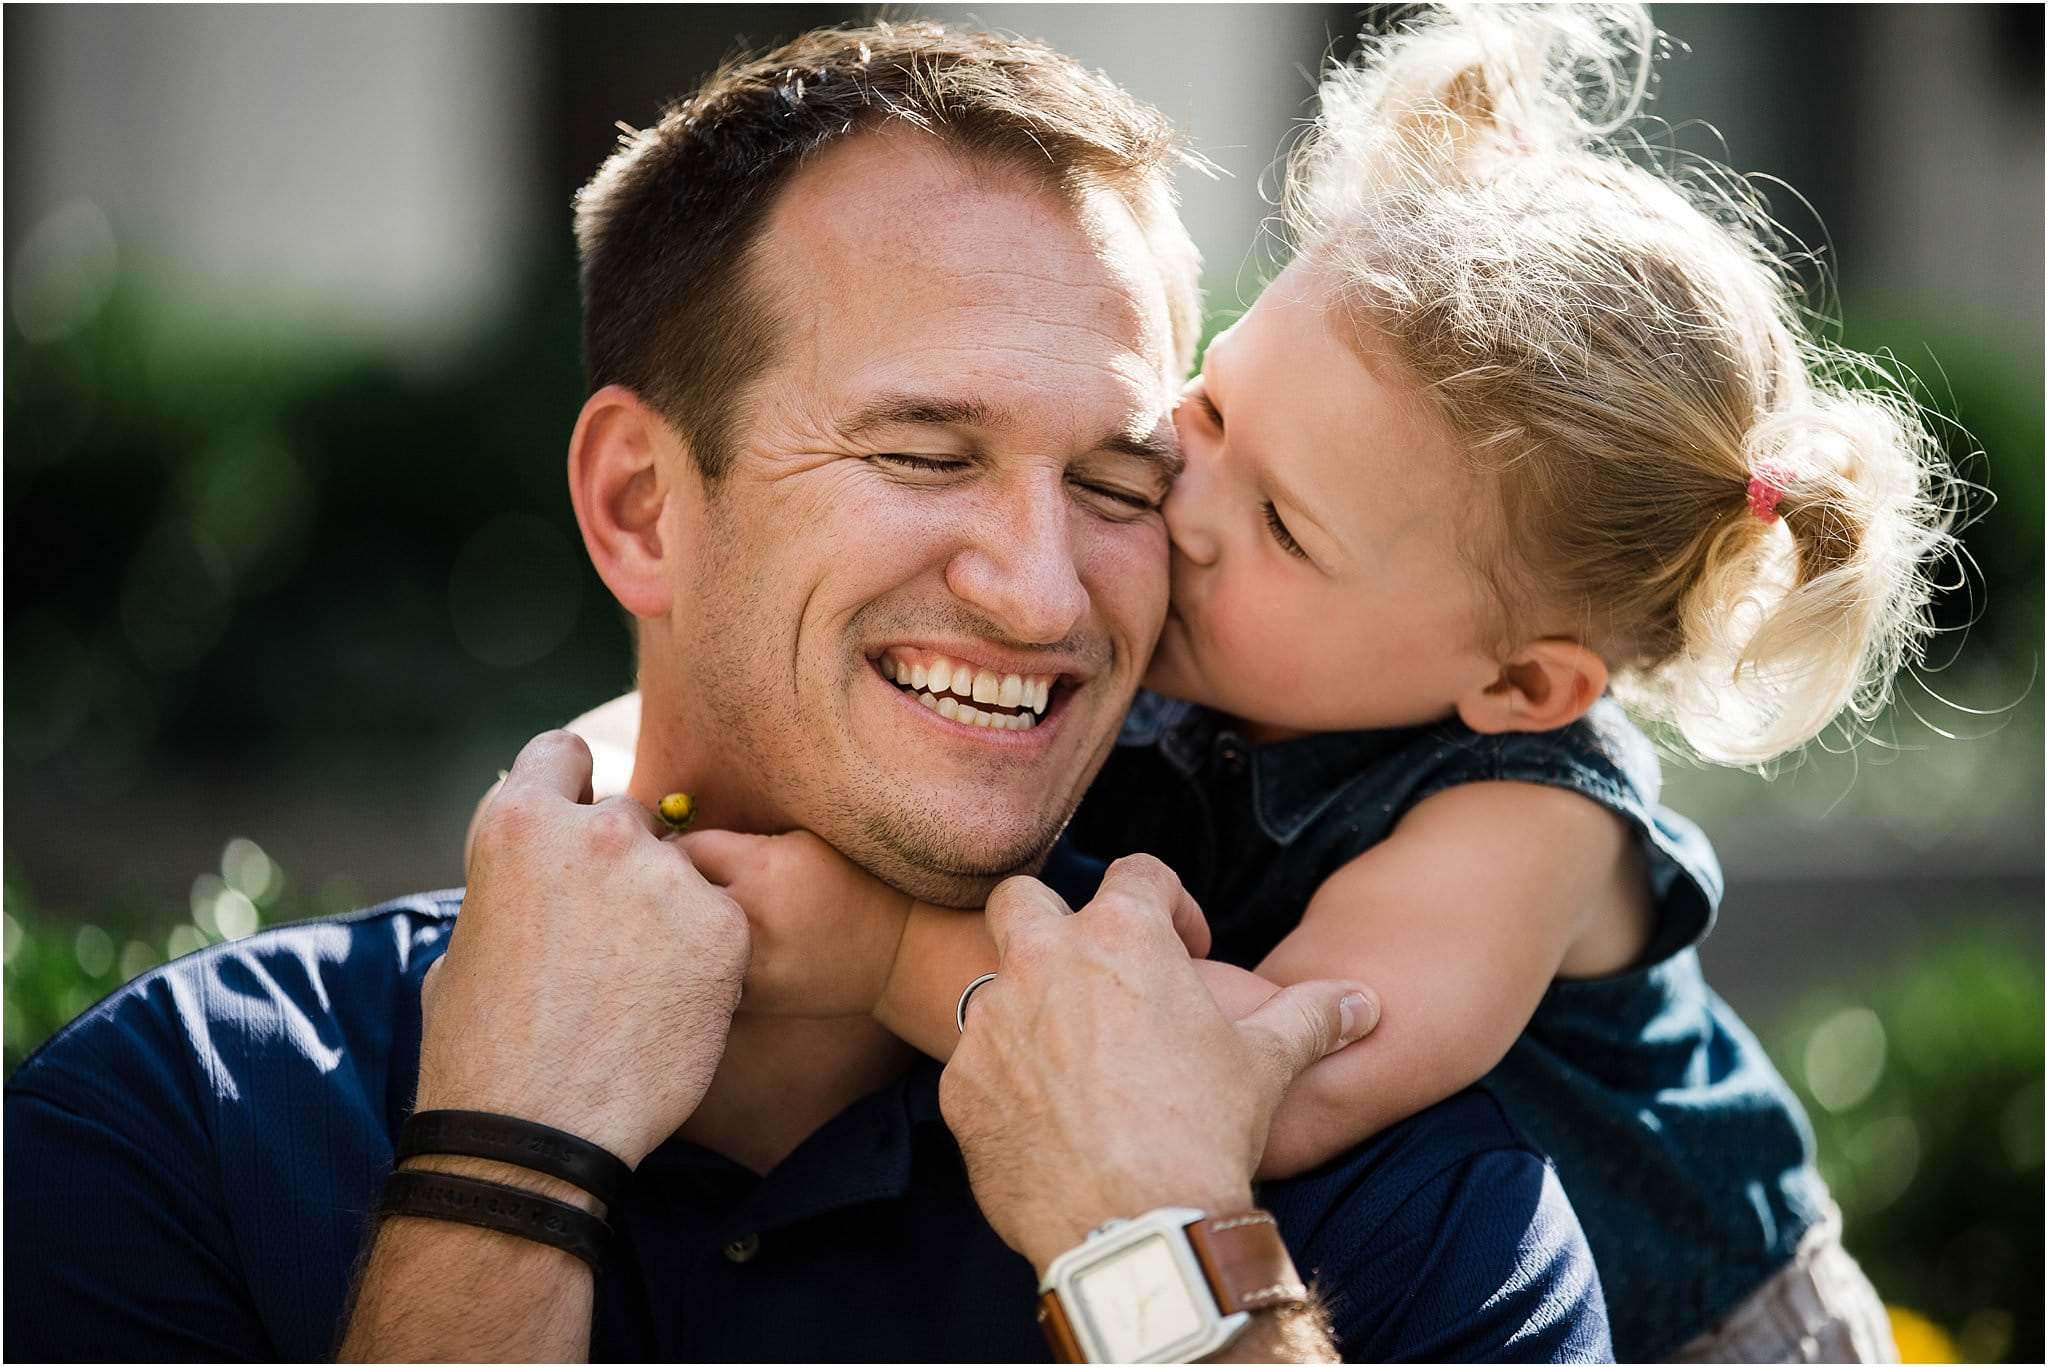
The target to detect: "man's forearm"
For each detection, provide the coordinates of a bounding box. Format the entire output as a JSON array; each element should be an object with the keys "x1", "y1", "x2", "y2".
[
  {"x1": 1207, "y1": 1303, "x2": 1339, "y2": 1363},
  {"x1": 338, "y1": 1157, "x2": 597, "y2": 1362}
]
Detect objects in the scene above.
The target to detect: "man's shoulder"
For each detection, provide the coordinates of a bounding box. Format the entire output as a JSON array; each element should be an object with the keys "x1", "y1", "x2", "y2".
[
  {"x1": 9, "y1": 889, "x2": 460, "y2": 1123},
  {"x1": 4, "y1": 891, "x2": 459, "y2": 1362},
  {"x1": 1265, "y1": 1088, "x2": 1612, "y2": 1363}
]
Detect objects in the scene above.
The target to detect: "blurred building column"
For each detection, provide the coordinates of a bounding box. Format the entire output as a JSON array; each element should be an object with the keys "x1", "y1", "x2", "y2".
[
  {"x1": 1852, "y1": 5, "x2": 2044, "y2": 364},
  {"x1": 6, "y1": 4, "x2": 545, "y2": 362}
]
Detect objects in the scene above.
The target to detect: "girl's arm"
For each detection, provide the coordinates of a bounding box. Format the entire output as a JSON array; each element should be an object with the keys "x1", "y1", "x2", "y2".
[
  {"x1": 1249, "y1": 780, "x2": 1651, "y2": 1177},
  {"x1": 874, "y1": 868, "x2": 1218, "y2": 1061},
  {"x1": 873, "y1": 905, "x2": 1000, "y2": 1061},
  {"x1": 563, "y1": 692, "x2": 639, "y2": 799}
]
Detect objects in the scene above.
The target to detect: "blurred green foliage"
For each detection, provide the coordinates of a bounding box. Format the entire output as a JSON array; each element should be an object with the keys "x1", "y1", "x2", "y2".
[
  {"x1": 5, "y1": 258, "x2": 631, "y2": 800},
  {"x1": 3, "y1": 836, "x2": 329, "y2": 1073},
  {"x1": 1837, "y1": 310, "x2": 2044, "y2": 666},
  {"x1": 1775, "y1": 921, "x2": 2044, "y2": 1364}
]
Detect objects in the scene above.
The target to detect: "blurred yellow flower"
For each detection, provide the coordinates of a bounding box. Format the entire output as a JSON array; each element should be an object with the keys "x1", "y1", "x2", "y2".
[{"x1": 1887, "y1": 1305, "x2": 1958, "y2": 1363}]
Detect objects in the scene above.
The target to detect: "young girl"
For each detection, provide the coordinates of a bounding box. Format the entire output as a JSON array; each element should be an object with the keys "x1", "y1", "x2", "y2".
[{"x1": 551, "y1": 6, "x2": 1953, "y2": 1359}]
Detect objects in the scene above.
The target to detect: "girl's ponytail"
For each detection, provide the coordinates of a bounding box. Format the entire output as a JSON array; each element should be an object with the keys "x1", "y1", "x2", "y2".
[{"x1": 1665, "y1": 382, "x2": 1957, "y2": 764}]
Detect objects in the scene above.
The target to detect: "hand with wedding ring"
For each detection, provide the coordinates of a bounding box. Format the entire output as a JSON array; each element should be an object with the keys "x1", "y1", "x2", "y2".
[
  {"x1": 940, "y1": 855, "x2": 1379, "y2": 1275},
  {"x1": 955, "y1": 972, "x2": 1000, "y2": 1033}
]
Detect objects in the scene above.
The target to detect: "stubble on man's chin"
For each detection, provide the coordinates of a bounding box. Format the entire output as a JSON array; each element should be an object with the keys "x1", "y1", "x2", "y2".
[{"x1": 839, "y1": 801, "x2": 1067, "y2": 909}]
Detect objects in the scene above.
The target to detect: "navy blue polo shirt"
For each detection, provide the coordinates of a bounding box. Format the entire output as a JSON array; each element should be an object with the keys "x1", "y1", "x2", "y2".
[{"x1": 5, "y1": 891, "x2": 1611, "y2": 1362}]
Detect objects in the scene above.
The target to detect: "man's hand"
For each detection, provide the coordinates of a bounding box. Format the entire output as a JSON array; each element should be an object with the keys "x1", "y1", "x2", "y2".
[
  {"x1": 419, "y1": 729, "x2": 750, "y2": 1167},
  {"x1": 939, "y1": 855, "x2": 1377, "y2": 1275},
  {"x1": 676, "y1": 828, "x2": 913, "y2": 1017},
  {"x1": 344, "y1": 730, "x2": 749, "y2": 1362}
]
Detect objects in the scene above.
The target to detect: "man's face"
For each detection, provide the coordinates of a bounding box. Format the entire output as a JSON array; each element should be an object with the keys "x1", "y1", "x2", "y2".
[{"x1": 655, "y1": 132, "x2": 1180, "y2": 903}]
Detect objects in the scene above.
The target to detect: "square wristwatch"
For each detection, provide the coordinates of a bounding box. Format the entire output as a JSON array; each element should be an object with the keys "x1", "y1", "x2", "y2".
[{"x1": 1036, "y1": 1207, "x2": 1304, "y2": 1363}]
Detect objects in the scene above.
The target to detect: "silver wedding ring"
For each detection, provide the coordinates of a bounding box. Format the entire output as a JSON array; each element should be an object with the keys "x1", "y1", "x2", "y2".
[{"x1": 955, "y1": 972, "x2": 1000, "y2": 1034}]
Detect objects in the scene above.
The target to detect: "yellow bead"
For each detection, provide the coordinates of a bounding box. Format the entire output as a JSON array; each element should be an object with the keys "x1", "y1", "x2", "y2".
[{"x1": 657, "y1": 792, "x2": 696, "y2": 829}]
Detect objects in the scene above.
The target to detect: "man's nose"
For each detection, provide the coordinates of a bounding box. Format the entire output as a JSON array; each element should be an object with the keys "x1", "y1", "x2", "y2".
[{"x1": 946, "y1": 482, "x2": 1089, "y2": 645}]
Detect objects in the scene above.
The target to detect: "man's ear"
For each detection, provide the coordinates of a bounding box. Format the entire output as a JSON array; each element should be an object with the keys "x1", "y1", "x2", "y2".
[
  {"x1": 1454, "y1": 639, "x2": 1609, "y2": 735},
  {"x1": 567, "y1": 384, "x2": 694, "y2": 621}
]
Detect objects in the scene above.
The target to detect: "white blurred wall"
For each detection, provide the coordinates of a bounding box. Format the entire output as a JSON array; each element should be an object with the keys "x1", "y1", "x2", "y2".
[
  {"x1": 1855, "y1": 6, "x2": 2044, "y2": 361},
  {"x1": 11, "y1": 5, "x2": 2038, "y2": 362},
  {"x1": 9, "y1": 4, "x2": 543, "y2": 358}
]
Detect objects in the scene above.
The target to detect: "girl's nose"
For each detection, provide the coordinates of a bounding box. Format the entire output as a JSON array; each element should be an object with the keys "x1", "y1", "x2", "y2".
[{"x1": 1162, "y1": 465, "x2": 1220, "y2": 568}]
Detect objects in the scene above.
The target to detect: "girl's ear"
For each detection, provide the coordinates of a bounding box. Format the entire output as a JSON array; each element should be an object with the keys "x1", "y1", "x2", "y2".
[
  {"x1": 1454, "y1": 639, "x2": 1609, "y2": 735},
  {"x1": 567, "y1": 384, "x2": 693, "y2": 621}
]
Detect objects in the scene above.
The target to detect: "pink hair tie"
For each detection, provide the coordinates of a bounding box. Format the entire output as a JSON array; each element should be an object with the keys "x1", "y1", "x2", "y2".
[{"x1": 1746, "y1": 465, "x2": 1789, "y2": 523}]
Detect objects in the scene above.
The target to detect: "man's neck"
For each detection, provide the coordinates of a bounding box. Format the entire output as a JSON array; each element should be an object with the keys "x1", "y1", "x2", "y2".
[
  {"x1": 626, "y1": 693, "x2": 785, "y2": 838},
  {"x1": 679, "y1": 1015, "x2": 915, "y2": 1175},
  {"x1": 627, "y1": 682, "x2": 917, "y2": 1174}
]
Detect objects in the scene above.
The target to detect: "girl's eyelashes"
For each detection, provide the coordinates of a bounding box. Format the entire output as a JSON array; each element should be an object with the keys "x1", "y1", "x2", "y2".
[
  {"x1": 1197, "y1": 391, "x2": 1224, "y2": 430},
  {"x1": 1263, "y1": 500, "x2": 1308, "y2": 560}
]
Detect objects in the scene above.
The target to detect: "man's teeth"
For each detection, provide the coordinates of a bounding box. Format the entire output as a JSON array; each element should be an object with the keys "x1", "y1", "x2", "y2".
[
  {"x1": 884, "y1": 653, "x2": 1055, "y2": 728},
  {"x1": 933, "y1": 694, "x2": 1030, "y2": 729}
]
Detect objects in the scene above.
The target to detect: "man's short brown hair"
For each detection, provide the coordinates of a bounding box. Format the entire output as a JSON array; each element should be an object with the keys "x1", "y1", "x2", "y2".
[{"x1": 573, "y1": 20, "x2": 1203, "y2": 478}]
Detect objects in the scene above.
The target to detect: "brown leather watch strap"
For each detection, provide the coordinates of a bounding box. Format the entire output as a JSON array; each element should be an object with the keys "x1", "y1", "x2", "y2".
[
  {"x1": 1186, "y1": 1210, "x2": 1309, "y2": 1314},
  {"x1": 1036, "y1": 1210, "x2": 1306, "y2": 1362},
  {"x1": 1038, "y1": 1287, "x2": 1086, "y2": 1364}
]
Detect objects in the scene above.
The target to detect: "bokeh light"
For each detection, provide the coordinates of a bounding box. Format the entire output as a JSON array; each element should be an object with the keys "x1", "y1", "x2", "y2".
[
  {"x1": 1997, "y1": 1080, "x2": 2043, "y2": 1172},
  {"x1": 1843, "y1": 1114, "x2": 1922, "y2": 1215},
  {"x1": 10, "y1": 200, "x2": 118, "y2": 344},
  {"x1": 4, "y1": 615, "x2": 96, "y2": 764},
  {"x1": 119, "y1": 522, "x2": 236, "y2": 672},
  {"x1": 189, "y1": 873, "x2": 225, "y2": 937},
  {"x1": 178, "y1": 427, "x2": 314, "y2": 592},
  {"x1": 71, "y1": 924, "x2": 113, "y2": 979},
  {"x1": 118, "y1": 939, "x2": 159, "y2": 983},
  {"x1": 213, "y1": 889, "x2": 259, "y2": 941},
  {"x1": 1804, "y1": 1005, "x2": 1889, "y2": 1113},
  {"x1": 221, "y1": 837, "x2": 280, "y2": 906},
  {"x1": 447, "y1": 512, "x2": 585, "y2": 667}
]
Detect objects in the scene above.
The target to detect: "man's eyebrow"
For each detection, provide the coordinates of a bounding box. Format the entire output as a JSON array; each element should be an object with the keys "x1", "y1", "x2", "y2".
[
  {"x1": 1097, "y1": 427, "x2": 1185, "y2": 483},
  {"x1": 838, "y1": 393, "x2": 1007, "y2": 437},
  {"x1": 838, "y1": 391, "x2": 1185, "y2": 481}
]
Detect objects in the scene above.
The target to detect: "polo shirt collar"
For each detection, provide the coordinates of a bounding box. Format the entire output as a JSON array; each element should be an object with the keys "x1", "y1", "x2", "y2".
[{"x1": 637, "y1": 1059, "x2": 952, "y2": 1241}]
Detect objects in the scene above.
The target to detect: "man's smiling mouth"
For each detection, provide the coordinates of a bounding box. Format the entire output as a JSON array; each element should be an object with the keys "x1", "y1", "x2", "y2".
[{"x1": 874, "y1": 648, "x2": 1058, "y2": 731}]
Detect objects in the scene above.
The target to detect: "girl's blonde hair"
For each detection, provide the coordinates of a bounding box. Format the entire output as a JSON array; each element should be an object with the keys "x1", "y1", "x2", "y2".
[{"x1": 1288, "y1": 3, "x2": 1958, "y2": 766}]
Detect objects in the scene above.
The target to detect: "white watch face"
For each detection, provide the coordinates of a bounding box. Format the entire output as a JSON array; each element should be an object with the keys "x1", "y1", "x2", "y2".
[{"x1": 1072, "y1": 1233, "x2": 1206, "y2": 1362}]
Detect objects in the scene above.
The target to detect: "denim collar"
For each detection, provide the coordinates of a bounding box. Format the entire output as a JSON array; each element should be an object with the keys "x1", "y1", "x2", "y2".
[{"x1": 1119, "y1": 692, "x2": 1425, "y2": 847}]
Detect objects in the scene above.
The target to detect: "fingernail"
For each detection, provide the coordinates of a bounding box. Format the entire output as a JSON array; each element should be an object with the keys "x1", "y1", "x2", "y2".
[{"x1": 1338, "y1": 991, "x2": 1376, "y2": 1044}]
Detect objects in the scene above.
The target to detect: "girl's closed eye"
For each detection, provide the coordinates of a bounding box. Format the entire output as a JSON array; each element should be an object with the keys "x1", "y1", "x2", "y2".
[{"x1": 1263, "y1": 500, "x2": 1308, "y2": 560}]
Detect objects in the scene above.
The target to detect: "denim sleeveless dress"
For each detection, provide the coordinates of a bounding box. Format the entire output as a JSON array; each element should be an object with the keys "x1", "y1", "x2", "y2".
[{"x1": 1057, "y1": 692, "x2": 1834, "y2": 1361}]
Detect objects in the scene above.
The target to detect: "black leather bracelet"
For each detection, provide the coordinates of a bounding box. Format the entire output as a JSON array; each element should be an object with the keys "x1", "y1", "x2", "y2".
[
  {"x1": 380, "y1": 1169, "x2": 610, "y2": 1268},
  {"x1": 398, "y1": 1109, "x2": 632, "y2": 1208}
]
